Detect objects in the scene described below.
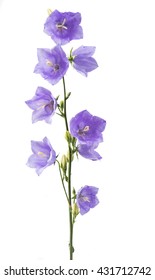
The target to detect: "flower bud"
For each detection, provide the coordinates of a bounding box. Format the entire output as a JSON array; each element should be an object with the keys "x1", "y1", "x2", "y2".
[
  {"x1": 59, "y1": 100, "x2": 64, "y2": 111},
  {"x1": 47, "y1": 9, "x2": 52, "y2": 15},
  {"x1": 72, "y1": 203, "x2": 79, "y2": 219},
  {"x1": 65, "y1": 131, "x2": 72, "y2": 143},
  {"x1": 66, "y1": 150, "x2": 74, "y2": 162},
  {"x1": 60, "y1": 154, "x2": 67, "y2": 172},
  {"x1": 72, "y1": 187, "x2": 76, "y2": 197}
]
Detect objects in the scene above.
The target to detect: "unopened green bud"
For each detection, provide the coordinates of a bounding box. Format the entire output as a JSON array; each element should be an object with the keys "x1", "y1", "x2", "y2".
[
  {"x1": 72, "y1": 203, "x2": 79, "y2": 218},
  {"x1": 60, "y1": 155, "x2": 67, "y2": 171},
  {"x1": 65, "y1": 131, "x2": 72, "y2": 142},
  {"x1": 47, "y1": 8, "x2": 52, "y2": 15}
]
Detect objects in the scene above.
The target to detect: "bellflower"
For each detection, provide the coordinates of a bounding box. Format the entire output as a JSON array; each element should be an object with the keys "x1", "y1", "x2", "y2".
[
  {"x1": 70, "y1": 46, "x2": 98, "y2": 76},
  {"x1": 70, "y1": 110, "x2": 106, "y2": 144},
  {"x1": 34, "y1": 45, "x2": 69, "y2": 85},
  {"x1": 27, "y1": 137, "x2": 56, "y2": 175},
  {"x1": 77, "y1": 186, "x2": 99, "y2": 215},
  {"x1": 44, "y1": 10, "x2": 83, "y2": 45},
  {"x1": 78, "y1": 141, "x2": 102, "y2": 161},
  {"x1": 26, "y1": 9, "x2": 106, "y2": 259},
  {"x1": 25, "y1": 87, "x2": 57, "y2": 123}
]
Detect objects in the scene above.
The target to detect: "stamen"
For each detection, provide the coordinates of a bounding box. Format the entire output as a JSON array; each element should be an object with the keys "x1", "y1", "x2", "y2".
[
  {"x1": 78, "y1": 125, "x2": 90, "y2": 135},
  {"x1": 83, "y1": 126, "x2": 89, "y2": 132},
  {"x1": 56, "y1": 18, "x2": 68, "y2": 30},
  {"x1": 38, "y1": 151, "x2": 46, "y2": 158},
  {"x1": 46, "y1": 60, "x2": 53, "y2": 67},
  {"x1": 81, "y1": 196, "x2": 90, "y2": 202}
]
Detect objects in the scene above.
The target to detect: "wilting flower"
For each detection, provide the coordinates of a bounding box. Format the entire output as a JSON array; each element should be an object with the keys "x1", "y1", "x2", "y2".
[
  {"x1": 44, "y1": 10, "x2": 83, "y2": 45},
  {"x1": 78, "y1": 141, "x2": 102, "y2": 161},
  {"x1": 70, "y1": 110, "x2": 106, "y2": 144},
  {"x1": 34, "y1": 45, "x2": 69, "y2": 85},
  {"x1": 27, "y1": 137, "x2": 56, "y2": 175},
  {"x1": 77, "y1": 186, "x2": 99, "y2": 215},
  {"x1": 70, "y1": 46, "x2": 98, "y2": 76},
  {"x1": 25, "y1": 87, "x2": 57, "y2": 123}
]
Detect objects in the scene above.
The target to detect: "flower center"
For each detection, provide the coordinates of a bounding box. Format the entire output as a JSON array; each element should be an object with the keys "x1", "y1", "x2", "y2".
[
  {"x1": 45, "y1": 101, "x2": 54, "y2": 113},
  {"x1": 80, "y1": 195, "x2": 90, "y2": 202},
  {"x1": 54, "y1": 64, "x2": 59, "y2": 71},
  {"x1": 78, "y1": 125, "x2": 90, "y2": 135},
  {"x1": 37, "y1": 151, "x2": 46, "y2": 158},
  {"x1": 46, "y1": 60, "x2": 59, "y2": 72},
  {"x1": 56, "y1": 18, "x2": 68, "y2": 30}
]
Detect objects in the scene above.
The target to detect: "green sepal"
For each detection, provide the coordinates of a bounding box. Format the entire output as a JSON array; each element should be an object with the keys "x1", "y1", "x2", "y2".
[{"x1": 66, "y1": 92, "x2": 71, "y2": 100}]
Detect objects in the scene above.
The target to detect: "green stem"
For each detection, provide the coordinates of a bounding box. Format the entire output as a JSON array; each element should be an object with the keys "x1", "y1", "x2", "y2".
[
  {"x1": 62, "y1": 77, "x2": 74, "y2": 260},
  {"x1": 56, "y1": 160, "x2": 70, "y2": 205},
  {"x1": 63, "y1": 77, "x2": 69, "y2": 131}
]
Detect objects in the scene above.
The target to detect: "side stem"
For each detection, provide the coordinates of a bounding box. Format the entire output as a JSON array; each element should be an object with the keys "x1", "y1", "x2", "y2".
[{"x1": 56, "y1": 159, "x2": 70, "y2": 205}]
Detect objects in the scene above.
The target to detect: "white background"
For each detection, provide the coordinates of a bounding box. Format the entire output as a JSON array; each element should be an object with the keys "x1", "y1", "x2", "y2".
[{"x1": 0, "y1": 0, "x2": 155, "y2": 279}]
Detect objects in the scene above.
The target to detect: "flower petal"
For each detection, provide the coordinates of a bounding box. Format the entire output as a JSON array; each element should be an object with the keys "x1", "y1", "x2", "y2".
[
  {"x1": 73, "y1": 57, "x2": 98, "y2": 76},
  {"x1": 72, "y1": 46, "x2": 96, "y2": 57},
  {"x1": 78, "y1": 143, "x2": 102, "y2": 161}
]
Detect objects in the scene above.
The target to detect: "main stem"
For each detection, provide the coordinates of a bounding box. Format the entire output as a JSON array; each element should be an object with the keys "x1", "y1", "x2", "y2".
[{"x1": 62, "y1": 77, "x2": 73, "y2": 260}]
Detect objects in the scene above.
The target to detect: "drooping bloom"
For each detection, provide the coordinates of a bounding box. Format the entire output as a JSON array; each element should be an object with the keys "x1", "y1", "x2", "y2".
[
  {"x1": 44, "y1": 10, "x2": 83, "y2": 45},
  {"x1": 70, "y1": 46, "x2": 98, "y2": 76},
  {"x1": 27, "y1": 137, "x2": 56, "y2": 175},
  {"x1": 25, "y1": 87, "x2": 57, "y2": 123},
  {"x1": 34, "y1": 45, "x2": 69, "y2": 85},
  {"x1": 78, "y1": 142, "x2": 102, "y2": 161},
  {"x1": 77, "y1": 186, "x2": 99, "y2": 215},
  {"x1": 70, "y1": 110, "x2": 106, "y2": 144}
]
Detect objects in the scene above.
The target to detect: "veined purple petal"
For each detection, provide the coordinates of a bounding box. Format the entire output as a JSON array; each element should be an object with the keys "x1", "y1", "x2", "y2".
[
  {"x1": 77, "y1": 186, "x2": 99, "y2": 215},
  {"x1": 27, "y1": 154, "x2": 46, "y2": 168},
  {"x1": 44, "y1": 10, "x2": 83, "y2": 45},
  {"x1": 73, "y1": 57, "x2": 98, "y2": 77},
  {"x1": 78, "y1": 142, "x2": 102, "y2": 161},
  {"x1": 26, "y1": 96, "x2": 50, "y2": 110},
  {"x1": 32, "y1": 109, "x2": 51, "y2": 124},
  {"x1": 36, "y1": 86, "x2": 52, "y2": 97},
  {"x1": 72, "y1": 46, "x2": 96, "y2": 57},
  {"x1": 31, "y1": 139, "x2": 50, "y2": 157},
  {"x1": 73, "y1": 58, "x2": 96, "y2": 76}
]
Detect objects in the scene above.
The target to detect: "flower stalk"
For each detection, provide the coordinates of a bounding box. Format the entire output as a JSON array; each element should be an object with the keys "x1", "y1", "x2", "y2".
[
  {"x1": 56, "y1": 159, "x2": 70, "y2": 205},
  {"x1": 62, "y1": 77, "x2": 74, "y2": 260}
]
